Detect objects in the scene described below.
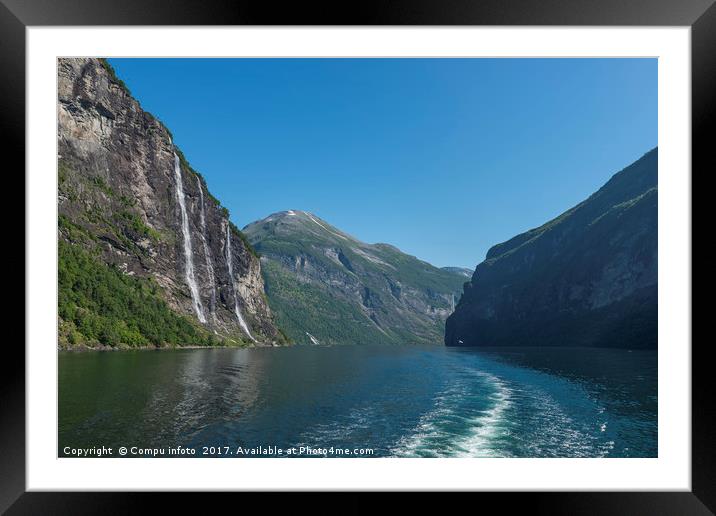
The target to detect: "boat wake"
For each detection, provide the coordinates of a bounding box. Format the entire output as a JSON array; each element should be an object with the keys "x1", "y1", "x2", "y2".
[{"x1": 391, "y1": 368, "x2": 512, "y2": 458}]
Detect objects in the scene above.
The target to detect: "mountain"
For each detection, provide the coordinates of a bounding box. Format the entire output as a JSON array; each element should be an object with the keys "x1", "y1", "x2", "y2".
[
  {"x1": 243, "y1": 210, "x2": 467, "y2": 346},
  {"x1": 445, "y1": 149, "x2": 657, "y2": 349},
  {"x1": 58, "y1": 58, "x2": 286, "y2": 348},
  {"x1": 441, "y1": 266, "x2": 473, "y2": 278}
]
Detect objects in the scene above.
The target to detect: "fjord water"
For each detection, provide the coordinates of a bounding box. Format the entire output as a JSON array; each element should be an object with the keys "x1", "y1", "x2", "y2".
[{"x1": 58, "y1": 346, "x2": 656, "y2": 457}]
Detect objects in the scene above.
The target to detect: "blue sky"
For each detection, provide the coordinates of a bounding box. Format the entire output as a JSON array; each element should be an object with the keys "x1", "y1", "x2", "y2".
[{"x1": 109, "y1": 58, "x2": 657, "y2": 268}]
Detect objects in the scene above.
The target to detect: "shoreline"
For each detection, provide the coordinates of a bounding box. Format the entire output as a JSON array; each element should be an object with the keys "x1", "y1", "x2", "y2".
[{"x1": 58, "y1": 342, "x2": 288, "y2": 352}]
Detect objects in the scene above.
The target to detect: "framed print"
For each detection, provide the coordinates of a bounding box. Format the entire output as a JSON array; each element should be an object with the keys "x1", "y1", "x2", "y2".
[{"x1": 3, "y1": 0, "x2": 712, "y2": 512}]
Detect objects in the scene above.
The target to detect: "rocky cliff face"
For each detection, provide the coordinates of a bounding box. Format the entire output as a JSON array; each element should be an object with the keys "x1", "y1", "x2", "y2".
[
  {"x1": 244, "y1": 211, "x2": 467, "y2": 345},
  {"x1": 445, "y1": 149, "x2": 657, "y2": 349},
  {"x1": 58, "y1": 58, "x2": 284, "y2": 346}
]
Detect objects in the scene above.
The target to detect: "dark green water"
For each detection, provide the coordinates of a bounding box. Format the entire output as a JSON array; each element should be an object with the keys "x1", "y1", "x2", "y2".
[{"x1": 58, "y1": 346, "x2": 657, "y2": 458}]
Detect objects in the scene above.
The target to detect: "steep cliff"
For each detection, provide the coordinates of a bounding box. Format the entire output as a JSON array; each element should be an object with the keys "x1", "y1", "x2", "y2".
[
  {"x1": 57, "y1": 58, "x2": 285, "y2": 347},
  {"x1": 445, "y1": 149, "x2": 657, "y2": 349},
  {"x1": 244, "y1": 210, "x2": 467, "y2": 345}
]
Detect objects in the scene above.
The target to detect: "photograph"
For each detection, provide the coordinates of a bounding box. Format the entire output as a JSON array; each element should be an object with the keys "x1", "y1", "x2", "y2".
[
  {"x1": 57, "y1": 56, "x2": 658, "y2": 459},
  {"x1": 1, "y1": 0, "x2": 711, "y2": 505}
]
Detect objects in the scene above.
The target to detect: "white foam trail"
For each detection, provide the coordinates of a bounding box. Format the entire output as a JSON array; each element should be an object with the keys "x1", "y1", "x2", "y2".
[
  {"x1": 173, "y1": 153, "x2": 206, "y2": 323},
  {"x1": 391, "y1": 370, "x2": 511, "y2": 458},
  {"x1": 450, "y1": 373, "x2": 512, "y2": 457},
  {"x1": 225, "y1": 224, "x2": 256, "y2": 342},
  {"x1": 196, "y1": 177, "x2": 217, "y2": 322},
  {"x1": 523, "y1": 388, "x2": 605, "y2": 457}
]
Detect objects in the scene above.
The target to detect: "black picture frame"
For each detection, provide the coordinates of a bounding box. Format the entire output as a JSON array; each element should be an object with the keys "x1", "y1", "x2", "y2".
[{"x1": 3, "y1": 0, "x2": 711, "y2": 513}]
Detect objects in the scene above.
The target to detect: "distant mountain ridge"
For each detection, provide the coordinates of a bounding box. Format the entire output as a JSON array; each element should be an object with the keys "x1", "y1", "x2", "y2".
[
  {"x1": 445, "y1": 148, "x2": 658, "y2": 349},
  {"x1": 244, "y1": 210, "x2": 467, "y2": 345},
  {"x1": 441, "y1": 267, "x2": 473, "y2": 278}
]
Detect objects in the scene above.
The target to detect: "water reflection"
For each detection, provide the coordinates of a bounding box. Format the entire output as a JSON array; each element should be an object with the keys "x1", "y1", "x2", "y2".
[{"x1": 59, "y1": 346, "x2": 657, "y2": 458}]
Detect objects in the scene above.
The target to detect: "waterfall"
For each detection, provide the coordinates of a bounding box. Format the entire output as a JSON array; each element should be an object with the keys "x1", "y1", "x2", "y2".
[
  {"x1": 173, "y1": 153, "x2": 206, "y2": 323},
  {"x1": 196, "y1": 177, "x2": 217, "y2": 322},
  {"x1": 225, "y1": 224, "x2": 256, "y2": 341}
]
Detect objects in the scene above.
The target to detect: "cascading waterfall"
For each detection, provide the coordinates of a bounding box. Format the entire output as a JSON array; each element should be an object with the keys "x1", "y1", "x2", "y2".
[
  {"x1": 225, "y1": 224, "x2": 256, "y2": 341},
  {"x1": 173, "y1": 153, "x2": 206, "y2": 323},
  {"x1": 196, "y1": 177, "x2": 218, "y2": 322}
]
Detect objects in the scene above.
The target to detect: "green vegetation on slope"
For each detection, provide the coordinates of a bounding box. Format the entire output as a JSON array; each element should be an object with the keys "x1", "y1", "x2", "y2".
[
  {"x1": 58, "y1": 159, "x2": 256, "y2": 349},
  {"x1": 229, "y1": 221, "x2": 260, "y2": 259},
  {"x1": 261, "y1": 260, "x2": 397, "y2": 346},
  {"x1": 98, "y1": 58, "x2": 131, "y2": 95},
  {"x1": 58, "y1": 240, "x2": 221, "y2": 348},
  {"x1": 58, "y1": 202, "x2": 223, "y2": 348}
]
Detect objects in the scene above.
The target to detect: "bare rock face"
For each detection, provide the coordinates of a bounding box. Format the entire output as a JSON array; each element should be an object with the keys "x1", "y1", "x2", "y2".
[
  {"x1": 58, "y1": 58, "x2": 284, "y2": 345},
  {"x1": 445, "y1": 149, "x2": 658, "y2": 349}
]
